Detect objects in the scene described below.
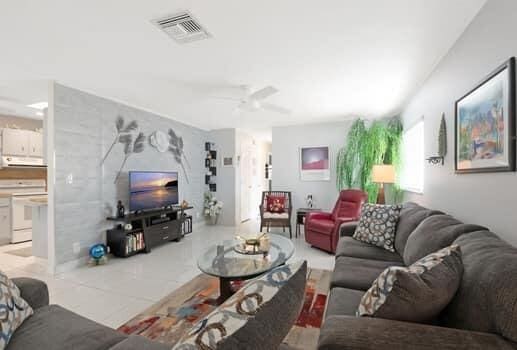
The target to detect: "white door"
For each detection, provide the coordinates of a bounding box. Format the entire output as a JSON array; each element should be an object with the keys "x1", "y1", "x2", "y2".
[
  {"x1": 28, "y1": 131, "x2": 43, "y2": 157},
  {"x1": 2, "y1": 129, "x2": 29, "y2": 156}
]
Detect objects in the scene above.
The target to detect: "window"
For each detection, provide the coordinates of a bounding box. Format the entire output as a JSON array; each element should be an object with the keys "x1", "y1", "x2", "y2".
[{"x1": 400, "y1": 118, "x2": 424, "y2": 193}]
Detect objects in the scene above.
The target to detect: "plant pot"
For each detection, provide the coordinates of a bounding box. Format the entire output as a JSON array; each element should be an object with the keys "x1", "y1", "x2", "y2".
[{"x1": 206, "y1": 215, "x2": 218, "y2": 225}]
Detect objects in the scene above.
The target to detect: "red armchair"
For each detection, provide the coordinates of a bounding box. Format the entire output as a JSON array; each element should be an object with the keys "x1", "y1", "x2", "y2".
[{"x1": 304, "y1": 189, "x2": 367, "y2": 253}]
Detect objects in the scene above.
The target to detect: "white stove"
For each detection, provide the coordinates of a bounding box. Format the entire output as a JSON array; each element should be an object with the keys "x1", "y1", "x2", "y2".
[{"x1": 0, "y1": 180, "x2": 47, "y2": 243}]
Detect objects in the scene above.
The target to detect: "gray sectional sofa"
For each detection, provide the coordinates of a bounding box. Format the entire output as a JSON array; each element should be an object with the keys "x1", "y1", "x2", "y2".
[
  {"x1": 319, "y1": 202, "x2": 517, "y2": 350},
  {"x1": 7, "y1": 277, "x2": 170, "y2": 350}
]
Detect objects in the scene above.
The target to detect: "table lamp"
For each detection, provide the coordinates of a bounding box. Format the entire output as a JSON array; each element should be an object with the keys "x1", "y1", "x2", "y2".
[{"x1": 372, "y1": 165, "x2": 395, "y2": 204}]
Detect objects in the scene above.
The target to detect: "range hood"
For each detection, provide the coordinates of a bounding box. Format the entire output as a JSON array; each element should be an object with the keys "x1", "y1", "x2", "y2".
[{"x1": 1, "y1": 156, "x2": 46, "y2": 168}]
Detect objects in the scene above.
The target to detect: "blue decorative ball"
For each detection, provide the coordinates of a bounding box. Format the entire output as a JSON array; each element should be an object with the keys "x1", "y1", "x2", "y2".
[{"x1": 89, "y1": 244, "x2": 107, "y2": 260}]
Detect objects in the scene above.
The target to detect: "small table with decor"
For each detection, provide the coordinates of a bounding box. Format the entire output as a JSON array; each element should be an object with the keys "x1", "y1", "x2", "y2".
[
  {"x1": 296, "y1": 208, "x2": 321, "y2": 237},
  {"x1": 197, "y1": 234, "x2": 295, "y2": 303}
]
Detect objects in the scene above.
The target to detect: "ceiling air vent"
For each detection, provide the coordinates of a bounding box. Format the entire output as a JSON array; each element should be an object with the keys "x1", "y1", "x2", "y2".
[{"x1": 152, "y1": 12, "x2": 210, "y2": 44}]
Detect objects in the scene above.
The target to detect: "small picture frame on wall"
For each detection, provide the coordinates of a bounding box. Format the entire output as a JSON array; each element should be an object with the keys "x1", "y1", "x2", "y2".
[
  {"x1": 299, "y1": 146, "x2": 330, "y2": 181},
  {"x1": 455, "y1": 57, "x2": 516, "y2": 173}
]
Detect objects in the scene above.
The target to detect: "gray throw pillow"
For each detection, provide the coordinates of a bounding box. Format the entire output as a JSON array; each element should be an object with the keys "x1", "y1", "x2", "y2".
[
  {"x1": 353, "y1": 203, "x2": 402, "y2": 252},
  {"x1": 357, "y1": 245, "x2": 463, "y2": 323},
  {"x1": 0, "y1": 270, "x2": 34, "y2": 348},
  {"x1": 173, "y1": 261, "x2": 307, "y2": 350}
]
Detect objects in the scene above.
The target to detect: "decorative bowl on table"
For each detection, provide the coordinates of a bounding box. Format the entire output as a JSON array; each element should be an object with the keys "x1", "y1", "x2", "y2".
[{"x1": 234, "y1": 233, "x2": 270, "y2": 255}]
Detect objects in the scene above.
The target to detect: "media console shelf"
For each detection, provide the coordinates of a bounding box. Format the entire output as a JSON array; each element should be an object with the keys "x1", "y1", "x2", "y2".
[{"x1": 106, "y1": 206, "x2": 193, "y2": 258}]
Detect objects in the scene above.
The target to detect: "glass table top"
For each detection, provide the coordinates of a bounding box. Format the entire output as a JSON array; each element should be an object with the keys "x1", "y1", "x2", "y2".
[{"x1": 197, "y1": 234, "x2": 295, "y2": 279}]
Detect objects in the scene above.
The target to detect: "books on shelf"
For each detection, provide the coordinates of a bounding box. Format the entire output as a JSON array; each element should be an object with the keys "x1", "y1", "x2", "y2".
[{"x1": 125, "y1": 232, "x2": 145, "y2": 255}]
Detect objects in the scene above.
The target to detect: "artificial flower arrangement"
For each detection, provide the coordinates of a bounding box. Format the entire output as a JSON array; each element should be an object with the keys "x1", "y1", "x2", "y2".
[{"x1": 204, "y1": 192, "x2": 223, "y2": 222}]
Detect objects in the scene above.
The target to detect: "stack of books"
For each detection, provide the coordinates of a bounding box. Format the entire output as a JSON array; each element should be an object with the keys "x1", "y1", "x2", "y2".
[{"x1": 125, "y1": 232, "x2": 145, "y2": 255}]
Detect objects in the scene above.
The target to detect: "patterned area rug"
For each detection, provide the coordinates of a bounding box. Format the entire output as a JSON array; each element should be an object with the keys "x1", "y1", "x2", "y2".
[{"x1": 118, "y1": 267, "x2": 331, "y2": 349}]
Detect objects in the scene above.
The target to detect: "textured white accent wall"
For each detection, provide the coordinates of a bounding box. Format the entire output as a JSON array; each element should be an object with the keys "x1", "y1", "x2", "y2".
[
  {"x1": 401, "y1": 0, "x2": 517, "y2": 245},
  {"x1": 53, "y1": 84, "x2": 207, "y2": 265}
]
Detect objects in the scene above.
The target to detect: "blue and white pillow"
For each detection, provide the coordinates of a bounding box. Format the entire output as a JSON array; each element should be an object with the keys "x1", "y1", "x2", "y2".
[
  {"x1": 173, "y1": 261, "x2": 306, "y2": 350},
  {"x1": 0, "y1": 271, "x2": 33, "y2": 349}
]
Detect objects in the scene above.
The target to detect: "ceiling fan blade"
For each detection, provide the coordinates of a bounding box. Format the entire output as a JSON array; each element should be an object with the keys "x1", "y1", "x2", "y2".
[
  {"x1": 249, "y1": 86, "x2": 278, "y2": 101},
  {"x1": 262, "y1": 103, "x2": 291, "y2": 115}
]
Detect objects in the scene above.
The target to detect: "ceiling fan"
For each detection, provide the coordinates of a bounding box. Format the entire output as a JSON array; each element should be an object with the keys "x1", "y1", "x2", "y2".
[{"x1": 211, "y1": 85, "x2": 291, "y2": 115}]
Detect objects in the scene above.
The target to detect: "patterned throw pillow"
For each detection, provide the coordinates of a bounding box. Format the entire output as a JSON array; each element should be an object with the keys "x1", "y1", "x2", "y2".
[
  {"x1": 353, "y1": 203, "x2": 402, "y2": 252},
  {"x1": 173, "y1": 261, "x2": 306, "y2": 350},
  {"x1": 357, "y1": 245, "x2": 463, "y2": 322},
  {"x1": 266, "y1": 195, "x2": 286, "y2": 213},
  {"x1": 0, "y1": 271, "x2": 34, "y2": 348}
]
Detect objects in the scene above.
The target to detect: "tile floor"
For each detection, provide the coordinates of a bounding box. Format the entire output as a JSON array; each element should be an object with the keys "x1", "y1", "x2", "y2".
[{"x1": 0, "y1": 219, "x2": 334, "y2": 328}]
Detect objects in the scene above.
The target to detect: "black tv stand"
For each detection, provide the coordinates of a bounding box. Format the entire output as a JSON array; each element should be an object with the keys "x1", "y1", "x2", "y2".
[{"x1": 106, "y1": 206, "x2": 193, "y2": 258}]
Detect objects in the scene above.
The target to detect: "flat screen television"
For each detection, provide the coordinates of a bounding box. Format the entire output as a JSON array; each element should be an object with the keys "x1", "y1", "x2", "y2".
[{"x1": 129, "y1": 171, "x2": 179, "y2": 212}]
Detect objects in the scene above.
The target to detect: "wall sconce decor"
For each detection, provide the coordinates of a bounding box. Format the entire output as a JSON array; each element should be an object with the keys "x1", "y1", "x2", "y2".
[{"x1": 426, "y1": 113, "x2": 447, "y2": 165}]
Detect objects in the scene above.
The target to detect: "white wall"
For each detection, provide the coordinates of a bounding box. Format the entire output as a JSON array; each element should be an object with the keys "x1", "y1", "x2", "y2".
[
  {"x1": 401, "y1": 0, "x2": 517, "y2": 245},
  {"x1": 272, "y1": 121, "x2": 352, "y2": 216},
  {"x1": 208, "y1": 128, "x2": 237, "y2": 226}
]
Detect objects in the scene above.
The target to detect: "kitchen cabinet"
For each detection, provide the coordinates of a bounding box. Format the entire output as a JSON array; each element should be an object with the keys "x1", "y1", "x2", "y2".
[
  {"x1": 28, "y1": 131, "x2": 43, "y2": 157},
  {"x1": 1, "y1": 129, "x2": 43, "y2": 158},
  {"x1": 2, "y1": 129, "x2": 29, "y2": 156}
]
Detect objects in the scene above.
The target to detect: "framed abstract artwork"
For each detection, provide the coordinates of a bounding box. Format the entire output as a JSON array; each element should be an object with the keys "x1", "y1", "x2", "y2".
[
  {"x1": 300, "y1": 146, "x2": 330, "y2": 181},
  {"x1": 455, "y1": 57, "x2": 516, "y2": 173}
]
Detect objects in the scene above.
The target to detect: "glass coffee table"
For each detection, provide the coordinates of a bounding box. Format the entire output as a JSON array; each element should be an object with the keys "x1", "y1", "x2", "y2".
[{"x1": 197, "y1": 234, "x2": 295, "y2": 303}]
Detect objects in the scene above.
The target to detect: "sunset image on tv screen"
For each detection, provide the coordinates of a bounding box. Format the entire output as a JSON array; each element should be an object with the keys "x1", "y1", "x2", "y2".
[{"x1": 129, "y1": 172, "x2": 178, "y2": 211}]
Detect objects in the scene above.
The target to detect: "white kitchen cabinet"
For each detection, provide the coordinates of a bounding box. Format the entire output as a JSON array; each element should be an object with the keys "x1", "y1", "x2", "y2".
[
  {"x1": 0, "y1": 206, "x2": 10, "y2": 245},
  {"x1": 28, "y1": 131, "x2": 43, "y2": 157},
  {"x1": 2, "y1": 129, "x2": 29, "y2": 156},
  {"x1": 1, "y1": 129, "x2": 43, "y2": 158}
]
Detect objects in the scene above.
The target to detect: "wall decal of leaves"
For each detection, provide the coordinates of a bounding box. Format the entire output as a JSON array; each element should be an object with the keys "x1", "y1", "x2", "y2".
[
  {"x1": 101, "y1": 115, "x2": 139, "y2": 165},
  {"x1": 168, "y1": 128, "x2": 190, "y2": 183},
  {"x1": 114, "y1": 132, "x2": 146, "y2": 183}
]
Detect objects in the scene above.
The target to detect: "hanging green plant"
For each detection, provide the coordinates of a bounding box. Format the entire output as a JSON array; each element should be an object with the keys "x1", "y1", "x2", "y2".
[
  {"x1": 336, "y1": 117, "x2": 403, "y2": 203},
  {"x1": 336, "y1": 119, "x2": 367, "y2": 189}
]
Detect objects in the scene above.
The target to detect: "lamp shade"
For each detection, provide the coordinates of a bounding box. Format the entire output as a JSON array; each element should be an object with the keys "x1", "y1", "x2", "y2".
[{"x1": 372, "y1": 165, "x2": 395, "y2": 184}]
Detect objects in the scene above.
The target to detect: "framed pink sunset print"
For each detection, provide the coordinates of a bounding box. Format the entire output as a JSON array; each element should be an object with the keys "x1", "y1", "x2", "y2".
[{"x1": 300, "y1": 146, "x2": 330, "y2": 181}]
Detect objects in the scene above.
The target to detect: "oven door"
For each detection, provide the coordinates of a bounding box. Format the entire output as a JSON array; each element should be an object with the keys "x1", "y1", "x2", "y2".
[{"x1": 12, "y1": 197, "x2": 32, "y2": 231}]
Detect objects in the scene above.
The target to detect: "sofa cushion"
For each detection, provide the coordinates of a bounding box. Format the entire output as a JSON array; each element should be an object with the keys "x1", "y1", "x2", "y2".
[
  {"x1": 335, "y1": 237, "x2": 403, "y2": 263},
  {"x1": 307, "y1": 218, "x2": 334, "y2": 235},
  {"x1": 394, "y1": 202, "x2": 443, "y2": 255},
  {"x1": 0, "y1": 270, "x2": 34, "y2": 349},
  {"x1": 403, "y1": 214, "x2": 486, "y2": 265},
  {"x1": 173, "y1": 261, "x2": 307, "y2": 350},
  {"x1": 7, "y1": 304, "x2": 127, "y2": 350},
  {"x1": 441, "y1": 231, "x2": 517, "y2": 343},
  {"x1": 325, "y1": 287, "x2": 364, "y2": 319},
  {"x1": 263, "y1": 212, "x2": 289, "y2": 219},
  {"x1": 330, "y1": 256, "x2": 403, "y2": 291},
  {"x1": 357, "y1": 245, "x2": 463, "y2": 323},
  {"x1": 353, "y1": 204, "x2": 402, "y2": 252}
]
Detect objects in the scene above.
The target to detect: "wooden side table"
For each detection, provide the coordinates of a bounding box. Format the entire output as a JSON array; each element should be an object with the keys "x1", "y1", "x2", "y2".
[{"x1": 296, "y1": 208, "x2": 321, "y2": 238}]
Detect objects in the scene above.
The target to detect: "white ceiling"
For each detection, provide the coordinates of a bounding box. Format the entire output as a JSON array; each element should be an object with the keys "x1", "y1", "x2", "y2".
[{"x1": 0, "y1": 0, "x2": 486, "y2": 130}]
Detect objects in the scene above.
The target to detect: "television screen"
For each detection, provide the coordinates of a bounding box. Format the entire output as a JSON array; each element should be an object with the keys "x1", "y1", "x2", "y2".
[{"x1": 129, "y1": 171, "x2": 179, "y2": 212}]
